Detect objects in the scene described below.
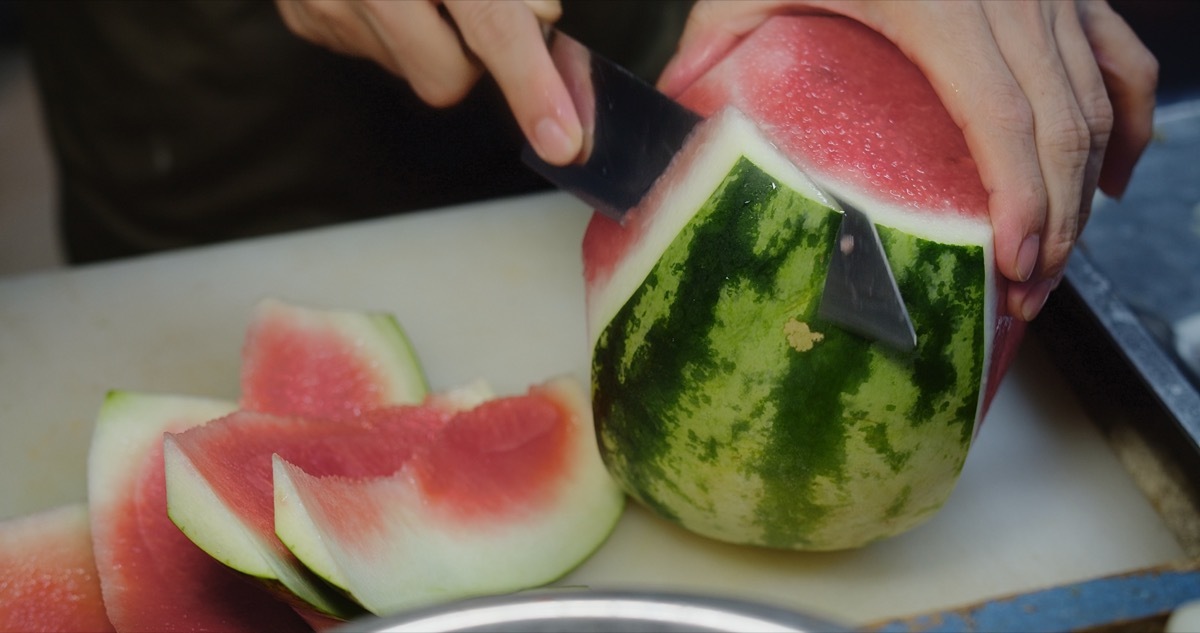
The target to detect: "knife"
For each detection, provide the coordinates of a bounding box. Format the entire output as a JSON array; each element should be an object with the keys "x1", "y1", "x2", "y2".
[
  {"x1": 519, "y1": 28, "x2": 702, "y2": 222},
  {"x1": 521, "y1": 28, "x2": 916, "y2": 353},
  {"x1": 818, "y1": 199, "x2": 917, "y2": 353}
]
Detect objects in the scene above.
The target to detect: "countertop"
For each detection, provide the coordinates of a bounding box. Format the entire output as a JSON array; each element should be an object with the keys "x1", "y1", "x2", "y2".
[{"x1": 0, "y1": 191, "x2": 1186, "y2": 626}]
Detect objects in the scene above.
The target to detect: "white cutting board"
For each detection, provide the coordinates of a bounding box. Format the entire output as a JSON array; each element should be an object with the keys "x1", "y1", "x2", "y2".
[{"x1": 0, "y1": 192, "x2": 1185, "y2": 626}]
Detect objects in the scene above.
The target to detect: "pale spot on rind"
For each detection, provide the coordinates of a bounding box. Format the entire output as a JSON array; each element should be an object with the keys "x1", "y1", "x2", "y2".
[{"x1": 784, "y1": 318, "x2": 824, "y2": 352}]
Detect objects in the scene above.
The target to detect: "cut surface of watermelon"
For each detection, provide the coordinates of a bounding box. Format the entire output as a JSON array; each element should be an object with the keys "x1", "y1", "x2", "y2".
[
  {"x1": 240, "y1": 298, "x2": 428, "y2": 421},
  {"x1": 165, "y1": 298, "x2": 433, "y2": 618},
  {"x1": 0, "y1": 503, "x2": 114, "y2": 633},
  {"x1": 273, "y1": 376, "x2": 625, "y2": 615},
  {"x1": 88, "y1": 391, "x2": 311, "y2": 632},
  {"x1": 583, "y1": 15, "x2": 1023, "y2": 550},
  {"x1": 164, "y1": 408, "x2": 446, "y2": 618}
]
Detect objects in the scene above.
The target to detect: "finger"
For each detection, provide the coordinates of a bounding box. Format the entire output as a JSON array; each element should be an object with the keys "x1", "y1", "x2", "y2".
[
  {"x1": 1052, "y1": 4, "x2": 1114, "y2": 237},
  {"x1": 982, "y1": 2, "x2": 1096, "y2": 323},
  {"x1": 657, "y1": 0, "x2": 795, "y2": 96},
  {"x1": 880, "y1": 3, "x2": 1047, "y2": 299},
  {"x1": 275, "y1": 0, "x2": 373, "y2": 58},
  {"x1": 357, "y1": 1, "x2": 482, "y2": 107},
  {"x1": 446, "y1": 0, "x2": 581, "y2": 165},
  {"x1": 521, "y1": 0, "x2": 561, "y2": 23},
  {"x1": 1078, "y1": 1, "x2": 1159, "y2": 199}
]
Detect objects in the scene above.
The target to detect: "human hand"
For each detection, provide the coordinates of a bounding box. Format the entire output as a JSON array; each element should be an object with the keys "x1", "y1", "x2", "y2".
[
  {"x1": 658, "y1": 0, "x2": 1158, "y2": 322},
  {"x1": 275, "y1": 0, "x2": 583, "y2": 166}
]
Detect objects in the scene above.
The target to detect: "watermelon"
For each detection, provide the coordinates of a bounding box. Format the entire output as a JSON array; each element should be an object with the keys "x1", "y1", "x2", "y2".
[
  {"x1": 165, "y1": 298, "x2": 430, "y2": 618},
  {"x1": 273, "y1": 376, "x2": 625, "y2": 615},
  {"x1": 164, "y1": 413, "x2": 375, "y2": 619},
  {"x1": 87, "y1": 390, "x2": 311, "y2": 632},
  {"x1": 240, "y1": 297, "x2": 429, "y2": 421},
  {"x1": 584, "y1": 15, "x2": 1025, "y2": 550},
  {"x1": 0, "y1": 503, "x2": 114, "y2": 633}
]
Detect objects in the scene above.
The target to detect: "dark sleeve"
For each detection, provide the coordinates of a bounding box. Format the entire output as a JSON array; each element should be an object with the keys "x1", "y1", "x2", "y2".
[
  {"x1": 21, "y1": 0, "x2": 691, "y2": 264},
  {"x1": 21, "y1": 0, "x2": 544, "y2": 263}
]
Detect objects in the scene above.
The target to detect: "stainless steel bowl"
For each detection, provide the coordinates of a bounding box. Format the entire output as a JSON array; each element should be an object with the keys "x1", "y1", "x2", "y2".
[{"x1": 334, "y1": 590, "x2": 848, "y2": 632}]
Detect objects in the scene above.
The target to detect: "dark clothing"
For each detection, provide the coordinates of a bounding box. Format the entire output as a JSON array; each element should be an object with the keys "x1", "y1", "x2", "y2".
[{"x1": 20, "y1": 0, "x2": 690, "y2": 263}]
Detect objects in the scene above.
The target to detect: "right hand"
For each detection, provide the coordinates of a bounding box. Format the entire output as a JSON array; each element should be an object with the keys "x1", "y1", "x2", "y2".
[
  {"x1": 274, "y1": 0, "x2": 583, "y2": 166},
  {"x1": 658, "y1": 0, "x2": 1158, "y2": 322}
]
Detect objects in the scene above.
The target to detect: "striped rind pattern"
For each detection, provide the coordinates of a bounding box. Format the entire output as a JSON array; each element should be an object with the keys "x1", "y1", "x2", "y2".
[{"x1": 592, "y1": 157, "x2": 986, "y2": 550}]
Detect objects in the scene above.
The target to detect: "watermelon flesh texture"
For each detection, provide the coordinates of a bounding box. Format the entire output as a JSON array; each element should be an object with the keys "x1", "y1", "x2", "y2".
[
  {"x1": 0, "y1": 503, "x2": 114, "y2": 633},
  {"x1": 240, "y1": 298, "x2": 429, "y2": 421},
  {"x1": 583, "y1": 15, "x2": 1024, "y2": 550},
  {"x1": 164, "y1": 407, "x2": 449, "y2": 618},
  {"x1": 273, "y1": 376, "x2": 626, "y2": 615},
  {"x1": 165, "y1": 298, "x2": 433, "y2": 618},
  {"x1": 87, "y1": 391, "x2": 312, "y2": 632}
]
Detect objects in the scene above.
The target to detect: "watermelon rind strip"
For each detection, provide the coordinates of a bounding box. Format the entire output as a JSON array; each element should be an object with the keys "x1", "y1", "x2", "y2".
[{"x1": 366, "y1": 312, "x2": 430, "y2": 405}]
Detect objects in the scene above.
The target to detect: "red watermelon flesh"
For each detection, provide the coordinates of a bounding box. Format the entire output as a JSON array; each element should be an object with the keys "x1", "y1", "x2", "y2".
[
  {"x1": 162, "y1": 406, "x2": 449, "y2": 617},
  {"x1": 586, "y1": 15, "x2": 1023, "y2": 415},
  {"x1": 240, "y1": 298, "x2": 428, "y2": 422},
  {"x1": 272, "y1": 376, "x2": 625, "y2": 615},
  {"x1": 163, "y1": 299, "x2": 454, "y2": 619},
  {"x1": 0, "y1": 503, "x2": 113, "y2": 633},
  {"x1": 87, "y1": 391, "x2": 311, "y2": 633}
]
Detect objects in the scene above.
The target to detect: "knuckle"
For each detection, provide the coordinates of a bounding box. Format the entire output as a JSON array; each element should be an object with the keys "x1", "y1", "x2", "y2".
[
  {"x1": 978, "y1": 84, "x2": 1035, "y2": 138},
  {"x1": 1040, "y1": 229, "x2": 1076, "y2": 276},
  {"x1": 454, "y1": 1, "x2": 521, "y2": 54},
  {"x1": 1042, "y1": 106, "x2": 1092, "y2": 168},
  {"x1": 1079, "y1": 91, "x2": 1115, "y2": 141},
  {"x1": 412, "y1": 74, "x2": 475, "y2": 108},
  {"x1": 1011, "y1": 183, "x2": 1048, "y2": 226}
]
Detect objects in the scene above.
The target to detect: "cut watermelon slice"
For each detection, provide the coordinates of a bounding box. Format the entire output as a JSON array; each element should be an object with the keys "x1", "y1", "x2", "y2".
[
  {"x1": 88, "y1": 391, "x2": 311, "y2": 632},
  {"x1": 583, "y1": 16, "x2": 1026, "y2": 550},
  {"x1": 0, "y1": 503, "x2": 114, "y2": 633},
  {"x1": 164, "y1": 413, "x2": 380, "y2": 619},
  {"x1": 273, "y1": 376, "x2": 625, "y2": 615},
  {"x1": 240, "y1": 298, "x2": 429, "y2": 421},
  {"x1": 165, "y1": 298, "x2": 433, "y2": 618}
]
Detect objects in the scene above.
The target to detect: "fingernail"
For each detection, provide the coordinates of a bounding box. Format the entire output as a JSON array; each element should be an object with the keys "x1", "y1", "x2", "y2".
[
  {"x1": 1015, "y1": 234, "x2": 1040, "y2": 283},
  {"x1": 534, "y1": 117, "x2": 576, "y2": 166},
  {"x1": 1021, "y1": 279, "x2": 1056, "y2": 322}
]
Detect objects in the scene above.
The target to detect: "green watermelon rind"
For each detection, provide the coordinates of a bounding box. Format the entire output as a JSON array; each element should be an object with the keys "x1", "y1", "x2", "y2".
[
  {"x1": 163, "y1": 434, "x2": 362, "y2": 618},
  {"x1": 590, "y1": 110, "x2": 989, "y2": 550},
  {"x1": 363, "y1": 311, "x2": 430, "y2": 405},
  {"x1": 89, "y1": 391, "x2": 239, "y2": 515},
  {"x1": 86, "y1": 391, "x2": 240, "y2": 627},
  {"x1": 272, "y1": 456, "x2": 352, "y2": 592}
]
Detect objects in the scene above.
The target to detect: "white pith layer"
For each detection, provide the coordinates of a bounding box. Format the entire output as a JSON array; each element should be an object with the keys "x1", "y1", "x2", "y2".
[{"x1": 587, "y1": 107, "x2": 997, "y2": 429}]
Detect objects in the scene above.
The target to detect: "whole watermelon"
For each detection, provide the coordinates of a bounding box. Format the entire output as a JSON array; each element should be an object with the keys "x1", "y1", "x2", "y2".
[{"x1": 583, "y1": 15, "x2": 1026, "y2": 550}]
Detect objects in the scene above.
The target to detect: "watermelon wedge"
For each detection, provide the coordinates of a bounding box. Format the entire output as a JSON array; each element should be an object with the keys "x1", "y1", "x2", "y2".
[
  {"x1": 240, "y1": 298, "x2": 429, "y2": 421},
  {"x1": 273, "y1": 376, "x2": 625, "y2": 615},
  {"x1": 0, "y1": 503, "x2": 114, "y2": 633},
  {"x1": 165, "y1": 298, "x2": 432, "y2": 618},
  {"x1": 584, "y1": 15, "x2": 1025, "y2": 550},
  {"x1": 88, "y1": 391, "x2": 311, "y2": 632},
  {"x1": 164, "y1": 413, "x2": 378, "y2": 619}
]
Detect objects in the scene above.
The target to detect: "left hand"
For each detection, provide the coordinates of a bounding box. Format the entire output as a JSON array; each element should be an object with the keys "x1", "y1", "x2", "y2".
[
  {"x1": 275, "y1": 0, "x2": 583, "y2": 166},
  {"x1": 658, "y1": 0, "x2": 1159, "y2": 322}
]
